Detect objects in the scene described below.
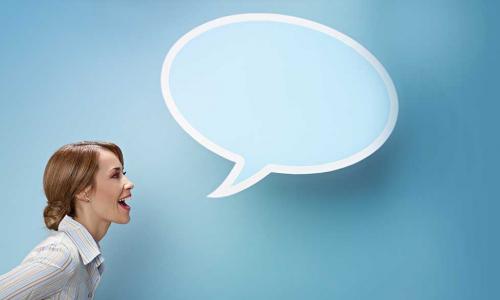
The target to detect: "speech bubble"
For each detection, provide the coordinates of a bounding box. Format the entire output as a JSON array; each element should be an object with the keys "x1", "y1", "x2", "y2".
[{"x1": 161, "y1": 13, "x2": 398, "y2": 198}]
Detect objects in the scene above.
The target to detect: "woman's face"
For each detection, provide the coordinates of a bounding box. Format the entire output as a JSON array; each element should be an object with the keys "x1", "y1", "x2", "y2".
[{"x1": 86, "y1": 149, "x2": 134, "y2": 224}]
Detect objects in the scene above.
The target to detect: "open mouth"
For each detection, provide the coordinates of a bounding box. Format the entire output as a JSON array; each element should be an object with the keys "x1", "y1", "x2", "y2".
[{"x1": 118, "y1": 195, "x2": 131, "y2": 211}]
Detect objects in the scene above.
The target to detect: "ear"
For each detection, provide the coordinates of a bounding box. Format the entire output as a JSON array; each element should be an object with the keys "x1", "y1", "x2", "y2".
[{"x1": 75, "y1": 186, "x2": 93, "y2": 202}]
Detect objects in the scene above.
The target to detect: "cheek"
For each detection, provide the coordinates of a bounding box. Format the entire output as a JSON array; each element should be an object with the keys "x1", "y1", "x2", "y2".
[{"x1": 93, "y1": 185, "x2": 120, "y2": 209}]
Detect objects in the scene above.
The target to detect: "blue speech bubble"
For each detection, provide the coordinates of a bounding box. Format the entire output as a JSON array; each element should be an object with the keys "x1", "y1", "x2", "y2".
[{"x1": 161, "y1": 14, "x2": 398, "y2": 197}]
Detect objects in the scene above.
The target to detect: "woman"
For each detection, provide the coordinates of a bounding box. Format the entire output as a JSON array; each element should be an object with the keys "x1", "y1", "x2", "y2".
[{"x1": 0, "y1": 141, "x2": 134, "y2": 299}]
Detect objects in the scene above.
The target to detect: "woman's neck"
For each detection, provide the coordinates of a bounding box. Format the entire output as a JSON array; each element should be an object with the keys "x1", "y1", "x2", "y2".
[{"x1": 74, "y1": 214, "x2": 111, "y2": 242}]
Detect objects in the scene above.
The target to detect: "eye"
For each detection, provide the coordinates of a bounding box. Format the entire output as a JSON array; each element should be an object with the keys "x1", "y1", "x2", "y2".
[{"x1": 112, "y1": 170, "x2": 126, "y2": 179}]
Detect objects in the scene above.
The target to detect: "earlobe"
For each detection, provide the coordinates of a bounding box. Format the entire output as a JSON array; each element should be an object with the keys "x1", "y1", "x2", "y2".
[{"x1": 75, "y1": 192, "x2": 88, "y2": 202}]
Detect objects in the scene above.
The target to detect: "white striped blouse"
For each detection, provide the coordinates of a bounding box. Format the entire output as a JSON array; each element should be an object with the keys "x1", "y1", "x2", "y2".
[{"x1": 0, "y1": 215, "x2": 105, "y2": 299}]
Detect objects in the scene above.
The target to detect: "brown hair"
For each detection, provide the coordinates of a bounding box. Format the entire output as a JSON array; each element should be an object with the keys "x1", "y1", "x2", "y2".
[{"x1": 43, "y1": 141, "x2": 124, "y2": 230}]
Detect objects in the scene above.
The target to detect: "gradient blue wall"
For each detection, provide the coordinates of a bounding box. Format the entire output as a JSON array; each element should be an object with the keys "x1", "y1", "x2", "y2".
[{"x1": 1, "y1": 1, "x2": 498, "y2": 299}]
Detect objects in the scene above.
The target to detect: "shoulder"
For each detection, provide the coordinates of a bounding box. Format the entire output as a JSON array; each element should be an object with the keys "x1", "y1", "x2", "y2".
[
  {"x1": 0, "y1": 232, "x2": 83, "y2": 299},
  {"x1": 22, "y1": 231, "x2": 81, "y2": 273}
]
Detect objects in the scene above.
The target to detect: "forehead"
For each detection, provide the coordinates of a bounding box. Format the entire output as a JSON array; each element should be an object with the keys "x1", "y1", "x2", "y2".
[{"x1": 97, "y1": 149, "x2": 122, "y2": 169}]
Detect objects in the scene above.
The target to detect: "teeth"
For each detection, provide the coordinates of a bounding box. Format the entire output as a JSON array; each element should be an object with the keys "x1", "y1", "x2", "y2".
[{"x1": 118, "y1": 196, "x2": 131, "y2": 202}]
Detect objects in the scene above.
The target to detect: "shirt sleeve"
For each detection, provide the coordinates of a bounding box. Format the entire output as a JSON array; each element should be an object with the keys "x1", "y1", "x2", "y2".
[{"x1": 0, "y1": 243, "x2": 77, "y2": 300}]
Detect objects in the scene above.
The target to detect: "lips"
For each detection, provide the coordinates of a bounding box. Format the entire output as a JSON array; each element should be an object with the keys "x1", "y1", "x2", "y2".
[{"x1": 118, "y1": 195, "x2": 131, "y2": 211}]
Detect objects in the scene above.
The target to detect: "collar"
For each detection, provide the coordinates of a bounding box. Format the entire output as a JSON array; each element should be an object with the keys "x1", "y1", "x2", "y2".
[{"x1": 58, "y1": 215, "x2": 104, "y2": 267}]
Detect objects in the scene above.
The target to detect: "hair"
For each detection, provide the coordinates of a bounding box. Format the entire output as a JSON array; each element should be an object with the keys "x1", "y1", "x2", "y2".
[{"x1": 43, "y1": 141, "x2": 124, "y2": 230}]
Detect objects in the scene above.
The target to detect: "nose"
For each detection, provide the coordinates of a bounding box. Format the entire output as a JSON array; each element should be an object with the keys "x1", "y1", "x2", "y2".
[{"x1": 124, "y1": 176, "x2": 134, "y2": 190}]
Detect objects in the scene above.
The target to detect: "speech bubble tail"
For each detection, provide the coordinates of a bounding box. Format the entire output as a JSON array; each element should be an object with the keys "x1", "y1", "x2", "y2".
[{"x1": 208, "y1": 161, "x2": 270, "y2": 198}]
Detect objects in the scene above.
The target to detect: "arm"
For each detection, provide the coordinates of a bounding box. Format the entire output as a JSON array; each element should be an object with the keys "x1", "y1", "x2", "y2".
[{"x1": 0, "y1": 244, "x2": 77, "y2": 300}]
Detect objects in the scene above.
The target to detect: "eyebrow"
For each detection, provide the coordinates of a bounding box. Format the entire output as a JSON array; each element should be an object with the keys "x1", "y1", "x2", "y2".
[{"x1": 109, "y1": 167, "x2": 123, "y2": 173}]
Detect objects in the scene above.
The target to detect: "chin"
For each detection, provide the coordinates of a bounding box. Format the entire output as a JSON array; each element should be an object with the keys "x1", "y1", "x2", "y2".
[{"x1": 113, "y1": 217, "x2": 130, "y2": 224}]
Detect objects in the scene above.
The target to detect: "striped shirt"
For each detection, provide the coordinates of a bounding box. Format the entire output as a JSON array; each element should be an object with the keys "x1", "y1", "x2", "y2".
[{"x1": 0, "y1": 215, "x2": 105, "y2": 299}]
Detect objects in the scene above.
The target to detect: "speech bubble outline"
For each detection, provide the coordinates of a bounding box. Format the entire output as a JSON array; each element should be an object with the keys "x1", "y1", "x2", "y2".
[{"x1": 161, "y1": 13, "x2": 398, "y2": 198}]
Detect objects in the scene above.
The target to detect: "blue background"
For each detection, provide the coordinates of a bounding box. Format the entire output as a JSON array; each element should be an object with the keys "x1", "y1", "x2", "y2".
[{"x1": 0, "y1": 0, "x2": 498, "y2": 299}]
